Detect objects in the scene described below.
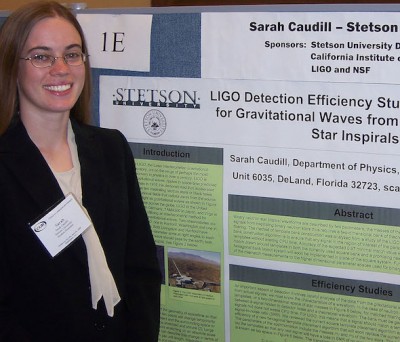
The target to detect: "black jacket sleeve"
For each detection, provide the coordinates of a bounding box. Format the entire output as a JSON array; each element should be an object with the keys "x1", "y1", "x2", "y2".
[{"x1": 120, "y1": 133, "x2": 162, "y2": 341}]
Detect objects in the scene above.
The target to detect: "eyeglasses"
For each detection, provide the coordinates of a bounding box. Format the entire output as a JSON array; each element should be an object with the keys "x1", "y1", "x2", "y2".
[{"x1": 20, "y1": 52, "x2": 88, "y2": 68}]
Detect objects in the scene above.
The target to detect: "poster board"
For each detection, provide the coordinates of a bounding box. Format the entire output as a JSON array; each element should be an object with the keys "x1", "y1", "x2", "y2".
[{"x1": 84, "y1": 5, "x2": 400, "y2": 340}]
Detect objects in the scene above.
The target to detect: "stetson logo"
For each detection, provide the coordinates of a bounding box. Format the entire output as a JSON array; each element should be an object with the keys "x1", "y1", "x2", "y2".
[
  {"x1": 113, "y1": 88, "x2": 200, "y2": 109},
  {"x1": 143, "y1": 110, "x2": 167, "y2": 137}
]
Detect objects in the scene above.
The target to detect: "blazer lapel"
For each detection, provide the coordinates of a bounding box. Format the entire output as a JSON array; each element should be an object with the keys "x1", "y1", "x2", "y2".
[
  {"x1": 0, "y1": 120, "x2": 64, "y2": 215},
  {"x1": 72, "y1": 120, "x2": 107, "y2": 238},
  {"x1": 0, "y1": 120, "x2": 88, "y2": 265}
]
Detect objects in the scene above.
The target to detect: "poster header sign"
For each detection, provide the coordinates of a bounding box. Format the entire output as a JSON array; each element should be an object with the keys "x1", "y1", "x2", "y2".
[{"x1": 202, "y1": 12, "x2": 400, "y2": 83}]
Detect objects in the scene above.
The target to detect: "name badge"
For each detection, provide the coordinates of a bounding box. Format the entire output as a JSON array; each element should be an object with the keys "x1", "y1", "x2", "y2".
[{"x1": 29, "y1": 193, "x2": 91, "y2": 257}]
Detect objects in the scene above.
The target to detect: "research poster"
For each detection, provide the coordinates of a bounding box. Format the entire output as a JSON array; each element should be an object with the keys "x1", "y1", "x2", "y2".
[{"x1": 78, "y1": 7, "x2": 400, "y2": 341}]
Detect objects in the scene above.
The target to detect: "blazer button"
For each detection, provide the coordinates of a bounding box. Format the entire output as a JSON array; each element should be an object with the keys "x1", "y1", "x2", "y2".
[{"x1": 94, "y1": 322, "x2": 106, "y2": 331}]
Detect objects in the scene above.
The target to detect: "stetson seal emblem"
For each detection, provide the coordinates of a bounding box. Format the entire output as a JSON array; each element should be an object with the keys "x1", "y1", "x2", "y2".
[{"x1": 143, "y1": 109, "x2": 167, "y2": 137}]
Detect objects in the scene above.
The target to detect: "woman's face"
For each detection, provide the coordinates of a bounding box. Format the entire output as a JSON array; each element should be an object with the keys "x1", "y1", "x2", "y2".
[{"x1": 17, "y1": 16, "x2": 85, "y2": 118}]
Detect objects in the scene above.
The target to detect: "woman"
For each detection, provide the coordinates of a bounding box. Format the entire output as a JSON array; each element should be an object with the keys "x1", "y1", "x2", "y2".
[{"x1": 0, "y1": 2, "x2": 161, "y2": 341}]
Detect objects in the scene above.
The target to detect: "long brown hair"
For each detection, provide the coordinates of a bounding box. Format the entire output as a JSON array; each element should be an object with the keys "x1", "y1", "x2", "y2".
[{"x1": 0, "y1": 1, "x2": 92, "y2": 135}]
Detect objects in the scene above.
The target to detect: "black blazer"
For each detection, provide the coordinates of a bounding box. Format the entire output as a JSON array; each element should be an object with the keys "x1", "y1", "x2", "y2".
[{"x1": 0, "y1": 119, "x2": 161, "y2": 342}]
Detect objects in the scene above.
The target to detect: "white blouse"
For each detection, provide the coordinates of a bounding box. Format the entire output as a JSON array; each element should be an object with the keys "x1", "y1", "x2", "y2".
[{"x1": 52, "y1": 121, "x2": 120, "y2": 317}]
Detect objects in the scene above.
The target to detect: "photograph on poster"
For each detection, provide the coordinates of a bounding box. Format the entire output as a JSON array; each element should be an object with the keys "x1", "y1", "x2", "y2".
[{"x1": 168, "y1": 248, "x2": 221, "y2": 293}]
